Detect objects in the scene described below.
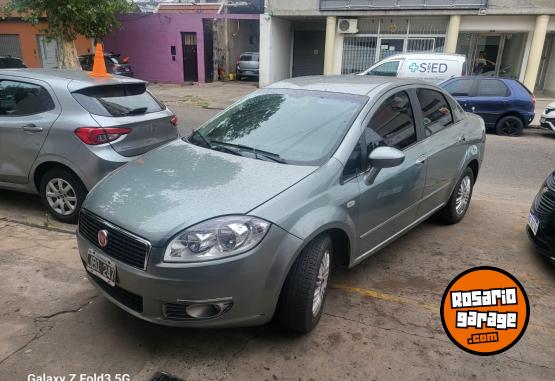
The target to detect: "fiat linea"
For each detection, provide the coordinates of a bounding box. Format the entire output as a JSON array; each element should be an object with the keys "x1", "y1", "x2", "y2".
[{"x1": 77, "y1": 76, "x2": 485, "y2": 332}]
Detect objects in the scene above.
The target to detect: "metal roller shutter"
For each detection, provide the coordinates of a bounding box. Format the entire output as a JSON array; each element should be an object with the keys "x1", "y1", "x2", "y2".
[{"x1": 0, "y1": 35, "x2": 23, "y2": 59}]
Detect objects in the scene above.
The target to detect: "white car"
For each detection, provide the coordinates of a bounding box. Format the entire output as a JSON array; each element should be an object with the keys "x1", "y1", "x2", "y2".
[
  {"x1": 540, "y1": 102, "x2": 555, "y2": 132},
  {"x1": 359, "y1": 53, "x2": 467, "y2": 83}
]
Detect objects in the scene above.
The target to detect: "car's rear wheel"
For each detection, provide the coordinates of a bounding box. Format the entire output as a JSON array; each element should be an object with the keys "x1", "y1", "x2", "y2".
[
  {"x1": 277, "y1": 234, "x2": 332, "y2": 333},
  {"x1": 496, "y1": 115, "x2": 523, "y2": 136},
  {"x1": 439, "y1": 167, "x2": 475, "y2": 225},
  {"x1": 39, "y1": 168, "x2": 87, "y2": 224}
]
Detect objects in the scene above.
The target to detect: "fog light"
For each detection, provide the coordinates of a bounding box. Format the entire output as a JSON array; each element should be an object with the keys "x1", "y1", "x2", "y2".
[{"x1": 185, "y1": 302, "x2": 232, "y2": 319}]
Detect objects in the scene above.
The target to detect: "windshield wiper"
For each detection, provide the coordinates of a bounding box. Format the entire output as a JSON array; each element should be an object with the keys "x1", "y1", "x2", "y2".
[
  {"x1": 125, "y1": 107, "x2": 147, "y2": 115},
  {"x1": 188, "y1": 132, "x2": 243, "y2": 157},
  {"x1": 210, "y1": 140, "x2": 286, "y2": 164}
]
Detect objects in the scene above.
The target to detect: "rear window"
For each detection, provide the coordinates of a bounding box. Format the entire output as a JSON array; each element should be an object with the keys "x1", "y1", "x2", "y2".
[
  {"x1": 72, "y1": 83, "x2": 165, "y2": 117},
  {"x1": 240, "y1": 54, "x2": 259, "y2": 62}
]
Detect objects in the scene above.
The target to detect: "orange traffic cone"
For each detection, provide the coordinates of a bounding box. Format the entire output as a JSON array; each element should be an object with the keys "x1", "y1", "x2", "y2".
[{"x1": 89, "y1": 42, "x2": 110, "y2": 77}]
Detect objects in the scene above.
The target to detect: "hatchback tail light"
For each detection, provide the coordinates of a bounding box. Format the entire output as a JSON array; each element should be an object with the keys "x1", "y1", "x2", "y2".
[
  {"x1": 532, "y1": 95, "x2": 536, "y2": 105},
  {"x1": 170, "y1": 115, "x2": 178, "y2": 127},
  {"x1": 75, "y1": 127, "x2": 131, "y2": 145}
]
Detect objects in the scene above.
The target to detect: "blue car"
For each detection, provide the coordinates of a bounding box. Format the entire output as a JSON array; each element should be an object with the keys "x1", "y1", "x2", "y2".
[{"x1": 440, "y1": 77, "x2": 535, "y2": 136}]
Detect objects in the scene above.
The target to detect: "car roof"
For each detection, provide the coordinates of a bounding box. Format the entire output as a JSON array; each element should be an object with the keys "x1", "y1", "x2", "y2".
[
  {"x1": 267, "y1": 75, "x2": 426, "y2": 96},
  {"x1": 387, "y1": 53, "x2": 466, "y2": 60},
  {"x1": 0, "y1": 68, "x2": 145, "y2": 90},
  {"x1": 447, "y1": 76, "x2": 519, "y2": 82}
]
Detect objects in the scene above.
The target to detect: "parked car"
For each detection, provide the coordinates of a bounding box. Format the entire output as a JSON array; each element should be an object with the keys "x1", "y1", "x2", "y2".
[
  {"x1": 79, "y1": 53, "x2": 134, "y2": 77},
  {"x1": 0, "y1": 56, "x2": 26, "y2": 69},
  {"x1": 528, "y1": 171, "x2": 555, "y2": 264},
  {"x1": 77, "y1": 76, "x2": 485, "y2": 332},
  {"x1": 540, "y1": 102, "x2": 555, "y2": 132},
  {"x1": 0, "y1": 69, "x2": 178, "y2": 223},
  {"x1": 236, "y1": 52, "x2": 259, "y2": 80},
  {"x1": 440, "y1": 76, "x2": 535, "y2": 136},
  {"x1": 359, "y1": 53, "x2": 466, "y2": 83}
]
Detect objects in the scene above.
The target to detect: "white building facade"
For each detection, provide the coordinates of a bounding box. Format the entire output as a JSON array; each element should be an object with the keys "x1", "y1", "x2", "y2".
[{"x1": 260, "y1": 0, "x2": 555, "y2": 94}]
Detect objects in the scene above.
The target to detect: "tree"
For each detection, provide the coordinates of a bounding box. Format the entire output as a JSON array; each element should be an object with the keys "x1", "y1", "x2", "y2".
[{"x1": 1, "y1": 0, "x2": 134, "y2": 69}]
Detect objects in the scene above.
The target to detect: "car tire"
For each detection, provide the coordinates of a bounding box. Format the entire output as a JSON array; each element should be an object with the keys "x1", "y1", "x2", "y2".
[
  {"x1": 276, "y1": 234, "x2": 333, "y2": 333},
  {"x1": 439, "y1": 167, "x2": 475, "y2": 225},
  {"x1": 496, "y1": 115, "x2": 523, "y2": 136},
  {"x1": 39, "y1": 168, "x2": 87, "y2": 224}
]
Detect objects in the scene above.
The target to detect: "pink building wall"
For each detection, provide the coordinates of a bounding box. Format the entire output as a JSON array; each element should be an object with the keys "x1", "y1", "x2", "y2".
[{"x1": 104, "y1": 13, "x2": 259, "y2": 83}]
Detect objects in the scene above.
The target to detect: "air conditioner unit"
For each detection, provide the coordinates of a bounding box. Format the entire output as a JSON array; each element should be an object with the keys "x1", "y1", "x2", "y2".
[{"x1": 338, "y1": 19, "x2": 358, "y2": 34}]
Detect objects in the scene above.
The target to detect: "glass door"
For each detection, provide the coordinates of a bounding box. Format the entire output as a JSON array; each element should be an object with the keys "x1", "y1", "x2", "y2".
[
  {"x1": 379, "y1": 38, "x2": 405, "y2": 60},
  {"x1": 470, "y1": 35, "x2": 502, "y2": 76}
]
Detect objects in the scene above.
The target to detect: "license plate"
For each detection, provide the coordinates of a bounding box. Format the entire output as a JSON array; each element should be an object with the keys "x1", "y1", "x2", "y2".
[
  {"x1": 528, "y1": 212, "x2": 540, "y2": 236},
  {"x1": 87, "y1": 248, "x2": 116, "y2": 286}
]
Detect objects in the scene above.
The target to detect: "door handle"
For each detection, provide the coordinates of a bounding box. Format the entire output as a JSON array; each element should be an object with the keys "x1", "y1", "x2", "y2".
[
  {"x1": 22, "y1": 124, "x2": 43, "y2": 133},
  {"x1": 415, "y1": 155, "x2": 427, "y2": 165}
]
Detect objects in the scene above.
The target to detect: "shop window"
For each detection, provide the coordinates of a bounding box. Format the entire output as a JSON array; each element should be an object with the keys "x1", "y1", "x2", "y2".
[{"x1": 342, "y1": 36, "x2": 377, "y2": 74}]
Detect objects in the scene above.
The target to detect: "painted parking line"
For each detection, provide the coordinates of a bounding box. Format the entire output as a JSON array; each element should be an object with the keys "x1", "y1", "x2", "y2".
[{"x1": 331, "y1": 283, "x2": 437, "y2": 312}]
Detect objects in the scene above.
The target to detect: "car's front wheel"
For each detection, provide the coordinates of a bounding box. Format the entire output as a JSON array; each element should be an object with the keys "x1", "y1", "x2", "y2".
[
  {"x1": 39, "y1": 168, "x2": 87, "y2": 224},
  {"x1": 439, "y1": 167, "x2": 475, "y2": 225},
  {"x1": 277, "y1": 234, "x2": 333, "y2": 333}
]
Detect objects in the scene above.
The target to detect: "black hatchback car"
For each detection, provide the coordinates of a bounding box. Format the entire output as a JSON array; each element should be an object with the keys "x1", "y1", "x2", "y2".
[
  {"x1": 0, "y1": 56, "x2": 27, "y2": 68},
  {"x1": 528, "y1": 171, "x2": 555, "y2": 263}
]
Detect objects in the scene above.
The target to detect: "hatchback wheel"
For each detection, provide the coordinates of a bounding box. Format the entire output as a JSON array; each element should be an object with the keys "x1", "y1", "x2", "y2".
[
  {"x1": 496, "y1": 115, "x2": 523, "y2": 136},
  {"x1": 439, "y1": 167, "x2": 475, "y2": 225},
  {"x1": 277, "y1": 235, "x2": 332, "y2": 333},
  {"x1": 39, "y1": 168, "x2": 87, "y2": 224}
]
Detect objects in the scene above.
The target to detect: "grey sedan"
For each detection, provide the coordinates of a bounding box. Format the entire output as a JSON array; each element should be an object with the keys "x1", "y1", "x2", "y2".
[
  {"x1": 0, "y1": 69, "x2": 178, "y2": 223},
  {"x1": 77, "y1": 76, "x2": 486, "y2": 332}
]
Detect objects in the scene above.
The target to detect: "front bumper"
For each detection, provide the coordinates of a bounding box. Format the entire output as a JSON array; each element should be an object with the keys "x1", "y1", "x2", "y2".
[
  {"x1": 540, "y1": 115, "x2": 555, "y2": 132},
  {"x1": 77, "y1": 224, "x2": 303, "y2": 327},
  {"x1": 528, "y1": 196, "x2": 555, "y2": 264},
  {"x1": 236, "y1": 68, "x2": 259, "y2": 77}
]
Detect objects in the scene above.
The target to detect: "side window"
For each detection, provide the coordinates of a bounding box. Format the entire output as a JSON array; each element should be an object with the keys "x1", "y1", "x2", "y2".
[
  {"x1": 342, "y1": 140, "x2": 363, "y2": 179},
  {"x1": 416, "y1": 88, "x2": 453, "y2": 137},
  {"x1": 0, "y1": 80, "x2": 55, "y2": 116},
  {"x1": 364, "y1": 91, "x2": 417, "y2": 153},
  {"x1": 442, "y1": 79, "x2": 474, "y2": 97},
  {"x1": 367, "y1": 61, "x2": 400, "y2": 77},
  {"x1": 476, "y1": 79, "x2": 509, "y2": 97}
]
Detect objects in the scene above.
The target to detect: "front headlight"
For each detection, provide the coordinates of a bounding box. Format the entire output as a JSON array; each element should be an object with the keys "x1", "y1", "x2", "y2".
[{"x1": 164, "y1": 216, "x2": 270, "y2": 263}]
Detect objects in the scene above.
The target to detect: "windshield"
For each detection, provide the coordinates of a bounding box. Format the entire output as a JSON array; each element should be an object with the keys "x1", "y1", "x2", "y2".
[{"x1": 189, "y1": 89, "x2": 366, "y2": 165}]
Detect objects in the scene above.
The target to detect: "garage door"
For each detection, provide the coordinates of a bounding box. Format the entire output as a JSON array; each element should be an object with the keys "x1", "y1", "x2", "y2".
[
  {"x1": 292, "y1": 31, "x2": 325, "y2": 77},
  {"x1": 0, "y1": 35, "x2": 23, "y2": 59}
]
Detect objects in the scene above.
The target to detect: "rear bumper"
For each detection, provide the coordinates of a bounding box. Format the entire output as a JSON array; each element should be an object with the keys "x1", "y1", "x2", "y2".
[{"x1": 237, "y1": 68, "x2": 259, "y2": 77}]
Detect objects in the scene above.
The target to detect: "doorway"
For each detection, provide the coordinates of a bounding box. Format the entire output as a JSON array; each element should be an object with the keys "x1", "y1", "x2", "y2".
[
  {"x1": 292, "y1": 31, "x2": 325, "y2": 77},
  {"x1": 37, "y1": 36, "x2": 58, "y2": 68},
  {"x1": 181, "y1": 32, "x2": 199, "y2": 82},
  {"x1": 457, "y1": 33, "x2": 527, "y2": 78},
  {"x1": 536, "y1": 33, "x2": 555, "y2": 92}
]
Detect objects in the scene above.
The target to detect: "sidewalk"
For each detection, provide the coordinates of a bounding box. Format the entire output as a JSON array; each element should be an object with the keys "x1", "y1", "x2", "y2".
[{"x1": 149, "y1": 80, "x2": 258, "y2": 110}]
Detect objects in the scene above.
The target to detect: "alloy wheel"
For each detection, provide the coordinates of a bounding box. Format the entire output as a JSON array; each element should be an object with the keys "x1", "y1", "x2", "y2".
[
  {"x1": 45, "y1": 178, "x2": 77, "y2": 216},
  {"x1": 455, "y1": 175, "x2": 472, "y2": 215},
  {"x1": 312, "y1": 249, "x2": 330, "y2": 317},
  {"x1": 502, "y1": 119, "x2": 519, "y2": 136}
]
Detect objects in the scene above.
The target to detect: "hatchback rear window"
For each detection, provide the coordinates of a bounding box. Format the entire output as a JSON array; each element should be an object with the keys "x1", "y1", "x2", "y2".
[
  {"x1": 240, "y1": 54, "x2": 258, "y2": 62},
  {"x1": 72, "y1": 83, "x2": 164, "y2": 117}
]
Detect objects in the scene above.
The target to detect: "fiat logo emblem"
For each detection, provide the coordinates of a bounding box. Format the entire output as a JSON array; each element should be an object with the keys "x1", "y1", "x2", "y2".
[{"x1": 97, "y1": 229, "x2": 109, "y2": 248}]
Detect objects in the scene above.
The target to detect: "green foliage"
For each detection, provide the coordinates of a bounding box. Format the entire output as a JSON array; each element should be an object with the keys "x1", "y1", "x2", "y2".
[{"x1": 2, "y1": 0, "x2": 134, "y2": 41}]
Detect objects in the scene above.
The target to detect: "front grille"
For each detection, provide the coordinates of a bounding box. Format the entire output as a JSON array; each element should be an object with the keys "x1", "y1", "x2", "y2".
[
  {"x1": 163, "y1": 303, "x2": 190, "y2": 320},
  {"x1": 537, "y1": 190, "x2": 555, "y2": 216},
  {"x1": 89, "y1": 271, "x2": 143, "y2": 313},
  {"x1": 547, "y1": 173, "x2": 555, "y2": 191},
  {"x1": 79, "y1": 210, "x2": 151, "y2": 270}
]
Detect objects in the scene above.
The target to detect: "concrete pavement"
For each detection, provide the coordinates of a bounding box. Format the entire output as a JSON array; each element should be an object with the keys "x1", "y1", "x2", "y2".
[{"x1": 1, "y1": 112, "x2": 555, "y2": 380}]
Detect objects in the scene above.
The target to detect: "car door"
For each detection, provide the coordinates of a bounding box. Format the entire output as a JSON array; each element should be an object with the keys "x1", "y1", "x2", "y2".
[
  {"x1": 0, "y1": 77, "x2": 60, "y2": 184},
  {"x1": 355, "y1": 89, "x2": 427, "y2": 262},
  {"x1": 415, "y1": 87, "x2": 468, "y2": 216},
  {"x1": 471, "y1": 79, "x2": 511, "y2": 128},
  {"x1": 441, "y1": 78, "x2": 476, "y2": 112}
]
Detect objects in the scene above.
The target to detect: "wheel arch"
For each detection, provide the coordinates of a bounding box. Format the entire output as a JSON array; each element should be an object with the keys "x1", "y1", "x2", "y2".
[
  {"x1": 33, "y1": 161, "x2": 85, "y2": 193},
  {"x1": 495, "y1": 111, "x2": 526, "y2": 128}
]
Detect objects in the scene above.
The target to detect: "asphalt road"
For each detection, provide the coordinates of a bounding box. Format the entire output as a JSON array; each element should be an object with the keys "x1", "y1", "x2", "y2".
[{"x1": 0, "y1": 107, "x2": 554, "y2": 380}]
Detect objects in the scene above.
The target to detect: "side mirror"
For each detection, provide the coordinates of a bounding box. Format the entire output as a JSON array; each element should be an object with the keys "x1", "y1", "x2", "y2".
[
  {"x1": 364, "y1": 147, "x2": 405, "y2": 186},
  {"x1": 369, "y1": 146, "x2": 405, "y2": 169}
]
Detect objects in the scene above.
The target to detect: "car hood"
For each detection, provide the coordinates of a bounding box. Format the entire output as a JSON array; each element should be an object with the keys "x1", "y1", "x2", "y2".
[
  {"x1": 546, "y1": 101, "x2": 555, "y2": 111},
  {"x1": 83, "y1": 140, "x2": 318, "y2": 246}
]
